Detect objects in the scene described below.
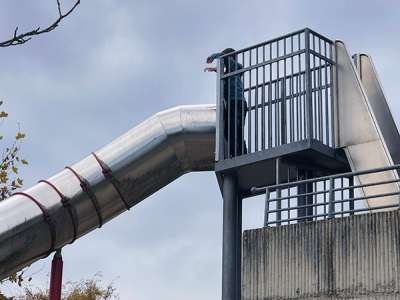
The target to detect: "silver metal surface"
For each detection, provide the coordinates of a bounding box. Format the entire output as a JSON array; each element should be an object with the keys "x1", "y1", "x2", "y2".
[
  {"x1": 335, "y1": 40, "x2": 399, "y2": 208},
  {"x1": 353, "y1": 53, "x2": 400, "y2": 164},
  {"x1": 0, "y1": 104, "x2": 216, "y2": 280}
]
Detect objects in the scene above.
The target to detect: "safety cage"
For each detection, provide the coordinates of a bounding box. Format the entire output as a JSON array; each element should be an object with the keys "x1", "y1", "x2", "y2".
[{"x1": 216, "y1": 28, "x2": 335, "y2": 162}]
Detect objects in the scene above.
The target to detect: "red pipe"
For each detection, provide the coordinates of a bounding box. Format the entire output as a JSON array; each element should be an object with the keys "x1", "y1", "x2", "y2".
[{"x1": 49, "y1": 249, "x2": 63, "y2": 300}]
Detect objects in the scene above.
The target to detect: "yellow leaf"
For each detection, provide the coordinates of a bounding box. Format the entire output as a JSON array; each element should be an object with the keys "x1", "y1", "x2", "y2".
[
  {"x1": 15, "y1": 132, "x2": 26, "y2": 140},
  {"x1": 0, "y1": 111, "x2": 8, "y2": 118},
  {"x1": 21, "y1": 159, "x2": 28, "y2": 165},
  {"x1": 12, "y1": 166, "x2": 18, "y2": 174},
  {"x1": 0, "y1": 171, "x2": 8, "y2": 183}
]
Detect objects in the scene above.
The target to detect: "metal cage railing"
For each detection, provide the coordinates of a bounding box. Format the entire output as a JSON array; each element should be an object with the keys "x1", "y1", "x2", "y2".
[
  {"x1": 216, "y1": 28, "x2": 335, "y2": 161},
  {"x1": 250, "y1": 164, "x2": 400, "y2": 227}
]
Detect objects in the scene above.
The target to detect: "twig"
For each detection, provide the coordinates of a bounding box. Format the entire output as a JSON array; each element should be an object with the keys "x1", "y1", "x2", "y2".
[{"x1": 0, "y1": 0, "x2": 80, "y2": 48}]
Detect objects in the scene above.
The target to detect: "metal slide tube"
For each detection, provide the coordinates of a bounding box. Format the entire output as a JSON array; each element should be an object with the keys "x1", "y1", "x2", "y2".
[{"x1": 0, "y1": 104, "x2": 216, "y2": 280}]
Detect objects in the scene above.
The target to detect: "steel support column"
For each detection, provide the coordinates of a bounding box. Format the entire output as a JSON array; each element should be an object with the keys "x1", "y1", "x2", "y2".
[{"x1": 222, "y1": 174, "x2": 241, "y2": 300}]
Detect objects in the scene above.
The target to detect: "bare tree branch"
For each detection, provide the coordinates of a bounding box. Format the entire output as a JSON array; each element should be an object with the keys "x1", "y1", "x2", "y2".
[{"x1": 0, "y1": 0, "x2": 80, "y2": 48}]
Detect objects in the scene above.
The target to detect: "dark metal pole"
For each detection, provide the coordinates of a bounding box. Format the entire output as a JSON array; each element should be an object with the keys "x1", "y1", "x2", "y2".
[
  {"x1": 328, "y1": 177, "x2": 335, "y2": 219},
  {"x1": 235, "y1": 192, "x2": 242, "y2": 300},
  {"x1": 297, "y1": 169, "x2": 313, "y2": 222},
  {"x1": 49, "y1": 249, "x2": 63, "y2": 300},
  {"x1": 276, "y1": 158, "x2": 282, "y2": 225},
  {"x1": 305, "y1": 28, "x2": 313, "y2": 141},
  {"x1": 222, "y1": 174, "x2": 241, "y2": 300},
  {"x1": 349, "y1": 176, "x2": 354, "y2": 216}
]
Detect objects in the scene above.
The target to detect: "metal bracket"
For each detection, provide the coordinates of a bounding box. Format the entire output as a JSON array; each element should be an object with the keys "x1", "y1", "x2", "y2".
[
  {"x1": 39, "y1": 180, "x2": 78, "y2": 243},
  {"x1": 12, "y1": 192, "x2": 57, "y2": 253},
  {"x1": 91, "y1": 152, "x2": 130, "y2": 211},
  {"x1": 65, "y1": 166, "x2": 104, "y2": 228}
]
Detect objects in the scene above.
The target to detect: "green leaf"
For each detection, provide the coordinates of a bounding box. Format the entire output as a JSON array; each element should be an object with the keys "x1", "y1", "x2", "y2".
[
  {"x1": 11, "y1": 166, "x2": 18, "y2": 174},
  {"x1": 21, "y1": 159, "x2": 28, "y2": 165},
  {"x1": 0, "y1": 111, "x2": 8, "y2": 118}
]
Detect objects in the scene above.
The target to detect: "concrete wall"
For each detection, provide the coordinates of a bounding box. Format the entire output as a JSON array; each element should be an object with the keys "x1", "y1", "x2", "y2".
[{"x1": 242, "y1": 211, "x2": 400, "y2": 299}]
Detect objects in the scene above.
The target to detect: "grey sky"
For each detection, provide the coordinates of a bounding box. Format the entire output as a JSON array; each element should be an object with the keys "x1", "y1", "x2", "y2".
[{"x1": 1, "y1": 0, "x2": 400, "y2": 298}]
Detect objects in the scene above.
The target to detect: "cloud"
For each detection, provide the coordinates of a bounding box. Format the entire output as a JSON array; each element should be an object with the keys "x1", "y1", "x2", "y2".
[{"x1": 1, "y1": 0, "x2": 400, "y2": 299}]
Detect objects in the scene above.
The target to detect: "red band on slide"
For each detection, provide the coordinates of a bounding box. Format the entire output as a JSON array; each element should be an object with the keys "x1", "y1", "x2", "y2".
[
  {"x1": 65, "y1": 166, "x2": 104, "y2": 228},
  {"x1": 38, "y1": 180, "x2": 78, "y2": 243},
  {"x1": 13, "y1": 192, "x2": 57, "y2": 252}
]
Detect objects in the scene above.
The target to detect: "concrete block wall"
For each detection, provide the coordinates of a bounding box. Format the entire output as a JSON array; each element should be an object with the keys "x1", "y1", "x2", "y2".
[{"x1": 242, "y1": 211, "x2": 400, "y2": 299}]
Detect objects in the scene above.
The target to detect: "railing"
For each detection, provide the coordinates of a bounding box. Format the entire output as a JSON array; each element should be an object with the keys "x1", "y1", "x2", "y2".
[
  {"x1": 216, "y1": 28, "x2": 335, "y2": 160},
  {"x1": 250, "y1": 164, "x2": 400, "y2": 226}
]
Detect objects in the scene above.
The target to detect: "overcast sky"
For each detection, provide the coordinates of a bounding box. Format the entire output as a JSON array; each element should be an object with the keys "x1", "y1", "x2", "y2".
[{"x1": 1, "y1": 0, "x2": 400, "y2": 299}]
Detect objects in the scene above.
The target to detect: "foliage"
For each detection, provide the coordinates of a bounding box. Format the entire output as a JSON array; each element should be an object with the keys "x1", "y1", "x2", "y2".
[
  {"x1": 0, "y1": 102, "x2": 28, "y2": 201},
  {"x1": 0, "y1": 101, "x2": 29, "y2": 298},
  {"x1": 0, "y1": 275, "x2": 119, "y2": 300},
  {"x1": 0, "y1": 4, "x2": 121, "y2": 300}
]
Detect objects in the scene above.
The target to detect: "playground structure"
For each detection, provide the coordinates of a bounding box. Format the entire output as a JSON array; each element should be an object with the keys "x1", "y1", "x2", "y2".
[{"x1": 0, "y1": 28, "x2": 399, "y2": 299}]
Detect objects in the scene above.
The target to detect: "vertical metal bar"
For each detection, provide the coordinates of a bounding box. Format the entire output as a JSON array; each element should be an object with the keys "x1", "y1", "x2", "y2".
[
  {"x1": 307, "y1": 177, "x2": 314, "y2": 221},
  {"x1": 264, "y1": 187, "x2": 270, "y2": 227},
  {"x1": 276, "y1": 41, "x2": 280, "y2": 146},
  {"x1": 296, "y1": 71, "x2": 299, "y2": 141},
  {"x1": 323, "y1": 179, "x2": 327, "y2": 219},
  {"x1": 281, "y1": 38, "x2": 287, "y2": 145},
  {"x1": 268, "y1": 61, "x2": 273, "y2": 148},
  {"x1": 287, "y1": 167, "x2": 291, "y2": 224},
  {"x1": 262, "y1": 46, "x2": 266, "y2": 150},
  {"x1": 297, "y1": 170, "x2": 305, "y2": 222},
  {"x1": 248, "y1": 51, "x2": 252, "y2": 153},
  {"x1": 313, "y1": 181, "x2": 316, "y2": 221},
  {"x1": 297, "y1": 169, "x2": 313, "y2": 222},
  {"x1": 276, "y1": 158, "x2": 281, "y2": 226},
  {"x1": 318, "y1": 39, "x2": 323, "y2": 143},
  {"x1": 304, "y1": 28, "x2": 313, "y2": 141},
  {"x1": 341, "y1": 177, "x2": 344, "y2": 217},
  {"x1": 280, "y1": 78, "x2": 286, "y2": 146},
  {"x1": 242, "y1": 52, "x2": 245, "y2": 156},
  {"x1": 227, "y1": 57, "x2": 231, "y2": 158},
  {"x1": 312, "y1": 35, "x2": 317, "y2": 141},
  {"x1": 295, "y1": 168, "x2": 299, "y2": 222},
  {"x1": 234, "y1": 53, "x2": 238, "y2": 158},
  {"x1": 324, "y1": 42, "x2": 330, "y2": 145},
  {"x1": 255, "y1": 48, "x2": 259, "y2": 152},
  {"x1": 302, "y1": 54, "x2": 308, "y2": 140},
  {"x1": 290, "y1": 36, "x2": 294, "y2": 143},
  {"x1": 349, "y1": 176, "x2": 354, "y2": 216},
  {"x1": 216, "y1": 58, "x2": 225, "y2": 161},
  {"x1": 269, "y1": 43, "x2": 273, "y2": 148},
  {"x1": 275, "y1": 68, "x2": 278, "y2": 147},
  {"x1": 328, "y1": 177, "x2": 334, "y2": 219}
]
